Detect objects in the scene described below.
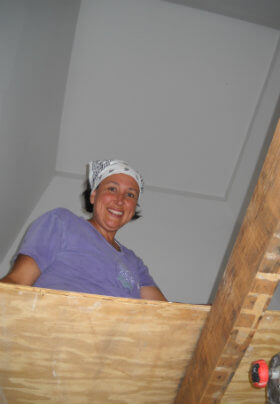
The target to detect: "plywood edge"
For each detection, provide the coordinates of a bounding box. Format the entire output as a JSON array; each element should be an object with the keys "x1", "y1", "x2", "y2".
[{"x1": 0, "y1": 281, "x2": 210, "y2": 311}]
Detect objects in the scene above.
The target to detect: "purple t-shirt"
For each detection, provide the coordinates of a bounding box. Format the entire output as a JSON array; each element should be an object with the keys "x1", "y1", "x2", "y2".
[{"x1": 17, "y1": 208, "x2": 156, "y2": 298}]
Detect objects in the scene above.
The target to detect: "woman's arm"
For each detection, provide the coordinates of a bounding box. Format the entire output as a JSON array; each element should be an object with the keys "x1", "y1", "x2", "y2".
[
  {"x1": 140, "y1": 286, "x2": 167, "y2": 301},
  {"x1": 0, "y1": 254, "x2": 41, "y2": 286}
]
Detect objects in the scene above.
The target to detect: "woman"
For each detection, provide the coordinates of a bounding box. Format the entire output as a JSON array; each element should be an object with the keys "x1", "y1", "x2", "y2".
[{"x1": 1, "y1": 160, "x2": 166, "y2": 301}]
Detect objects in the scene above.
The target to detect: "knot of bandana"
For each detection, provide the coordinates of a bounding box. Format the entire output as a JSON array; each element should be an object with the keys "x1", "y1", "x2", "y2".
[{"x1": 88, "y1": 160, "x2": 144, "y2": 194}]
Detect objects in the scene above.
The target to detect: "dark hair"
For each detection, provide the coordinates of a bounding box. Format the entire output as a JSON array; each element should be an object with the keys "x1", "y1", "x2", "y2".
[{"x1": 82, "y1": 181, "x2": 141, "y2": 220}]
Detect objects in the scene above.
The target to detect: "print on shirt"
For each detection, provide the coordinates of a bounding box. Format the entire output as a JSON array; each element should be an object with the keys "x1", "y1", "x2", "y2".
[{"x1": 116, "y1": 261, "x2": 140, "y2": 292}]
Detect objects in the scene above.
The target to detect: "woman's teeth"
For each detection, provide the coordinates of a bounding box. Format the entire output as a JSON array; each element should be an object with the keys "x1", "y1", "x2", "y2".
[{"x1": 108, "y1": 209, "x2": 123, "y2": 216}]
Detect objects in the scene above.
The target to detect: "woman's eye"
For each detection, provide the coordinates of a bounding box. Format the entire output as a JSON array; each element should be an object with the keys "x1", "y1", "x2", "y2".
[
  {"x1": 108, "y1": 186, "x2": 117, "y2": 192},
  {"x1": 127, "y1": 192, "x2": 136, "y2": 199}
]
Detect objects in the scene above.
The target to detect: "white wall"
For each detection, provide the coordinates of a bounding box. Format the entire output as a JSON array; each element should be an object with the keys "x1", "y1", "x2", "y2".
[
  {"x1": 0, "y1": 0, "x2": 80, "y2": 261},
  {"x1": 1, "y1": 0, "x2": 280, "y2": 307}
]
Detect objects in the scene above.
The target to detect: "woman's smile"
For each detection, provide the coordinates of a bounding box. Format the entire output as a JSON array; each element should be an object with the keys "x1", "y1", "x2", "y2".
[{"x1": 107, "y1": 208, "x2": 124, "y2": 217}]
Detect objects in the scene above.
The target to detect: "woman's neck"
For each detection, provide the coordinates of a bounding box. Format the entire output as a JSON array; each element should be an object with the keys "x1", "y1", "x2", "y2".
[{"x1": 88, "y1": 218, "x2": 118, "y2": 249}]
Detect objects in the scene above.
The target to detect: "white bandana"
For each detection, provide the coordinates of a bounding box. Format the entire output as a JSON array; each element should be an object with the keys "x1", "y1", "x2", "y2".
[{"x1": 88, "y1": 160, "x2": 144, "y2": 194}]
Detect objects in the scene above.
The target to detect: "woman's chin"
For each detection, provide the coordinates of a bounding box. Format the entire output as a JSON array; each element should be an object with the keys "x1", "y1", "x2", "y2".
[{"x1": 104, "y1": 219, "x2": 123, "y2": 232}]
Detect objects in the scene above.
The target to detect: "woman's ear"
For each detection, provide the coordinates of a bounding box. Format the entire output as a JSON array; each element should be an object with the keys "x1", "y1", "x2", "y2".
[{"x1": 90, "y1": 190, "x2": 96, "y2": 205}]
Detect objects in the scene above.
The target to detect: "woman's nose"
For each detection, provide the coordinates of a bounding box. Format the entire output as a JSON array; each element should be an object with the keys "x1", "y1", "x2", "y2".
[{"x1": 115, "y1": 193, "x2": 124, "y2": 205}]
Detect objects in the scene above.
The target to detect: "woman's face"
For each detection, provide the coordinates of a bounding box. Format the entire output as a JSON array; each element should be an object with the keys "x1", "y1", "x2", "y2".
[{"x1": 90, "y1": 173, "x2": 140, "y2": 239}]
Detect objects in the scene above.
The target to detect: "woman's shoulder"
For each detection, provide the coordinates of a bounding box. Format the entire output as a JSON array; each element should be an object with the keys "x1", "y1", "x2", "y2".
[
  {"x1": 50, "y1": 207, "x2": 76, "y2": 218},
  {"x1": 36, "y1": 207, "x2": 81, "y2": 225},
  {"x1": 37, "y1": 207, "x2": 74, "y2": 219}
]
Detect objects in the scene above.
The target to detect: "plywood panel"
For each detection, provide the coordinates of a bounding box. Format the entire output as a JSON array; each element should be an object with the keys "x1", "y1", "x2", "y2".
[
  {"x1": 0, "y1": 283, "x2": 209, "y2": 404},
  {"x1": 1, "y1": 283, "x2": 280, "y2": 403}
]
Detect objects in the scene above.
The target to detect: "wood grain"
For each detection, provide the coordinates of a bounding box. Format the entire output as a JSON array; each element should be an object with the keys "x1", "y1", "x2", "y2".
[
  {"x1": 1, "y1": 284, "x2": 280, "y2": 403},
  {"x1": 0, "y1": 283, "x2": 209, "y2": 404},
  {"x1": 175, "y1": 120, "x2": 280, "y2": 404}
]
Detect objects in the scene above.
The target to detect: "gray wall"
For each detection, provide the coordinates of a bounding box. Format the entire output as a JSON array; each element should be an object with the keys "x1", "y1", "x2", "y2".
[{"x1": 0, "y1": 0, "x2": 80, "y2": 260}]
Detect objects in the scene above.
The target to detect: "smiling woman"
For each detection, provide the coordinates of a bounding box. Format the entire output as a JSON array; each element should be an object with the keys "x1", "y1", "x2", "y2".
[
  {"x1": 89, "y1": 174, "x2": 140, "y2": 246},
  {"x1": 0, "y1": 160, "x2": 167, "y2": 301}
]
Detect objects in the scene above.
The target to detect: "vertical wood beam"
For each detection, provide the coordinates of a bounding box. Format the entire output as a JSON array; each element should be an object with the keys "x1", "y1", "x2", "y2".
[{"x1": 175, "y1": 120, "x2": 280, "y2": 404}]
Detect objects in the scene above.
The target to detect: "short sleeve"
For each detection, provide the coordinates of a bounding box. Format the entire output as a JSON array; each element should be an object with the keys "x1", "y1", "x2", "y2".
[
  {"x1": 137, "y1": 258, "x2": 158, "y2": 288},
  {"x1": 17, "y1": 209, "x2": 65, "y2": 272}
]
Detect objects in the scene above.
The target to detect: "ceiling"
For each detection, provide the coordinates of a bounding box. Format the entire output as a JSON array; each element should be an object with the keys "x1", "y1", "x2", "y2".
[
  {"x1": 56, "y1": 0, "x2": 279, "y2": 200},
  {"x1": 164, "y1": 0, "x2": 280, "y2": 30}
]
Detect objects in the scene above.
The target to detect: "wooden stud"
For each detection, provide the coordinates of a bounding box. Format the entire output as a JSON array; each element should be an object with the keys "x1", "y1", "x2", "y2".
[{"x1": 175, "y1": 120, "x2": 280, "y2": 404}]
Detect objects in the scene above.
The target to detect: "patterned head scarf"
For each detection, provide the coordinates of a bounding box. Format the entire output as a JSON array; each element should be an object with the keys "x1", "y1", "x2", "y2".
[{"x1": 88, "y1": 160, "x2": 144, "y2": 194}]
